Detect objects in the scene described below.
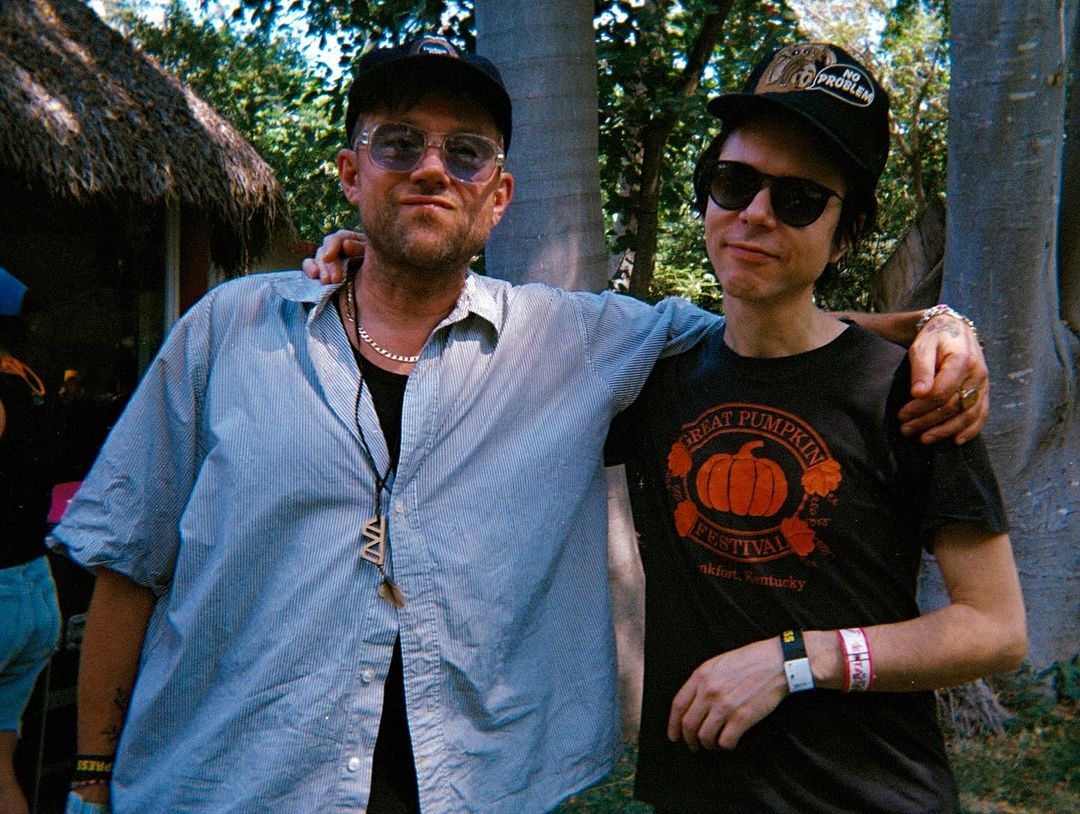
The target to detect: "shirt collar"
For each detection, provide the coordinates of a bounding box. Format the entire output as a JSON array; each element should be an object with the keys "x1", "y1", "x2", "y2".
[
  {"x1": 445, "y1": 273, "x2": 503, "y2": 340},
  {"x1": 270, "y1": 270, "x2": 504, "y2": 341}
]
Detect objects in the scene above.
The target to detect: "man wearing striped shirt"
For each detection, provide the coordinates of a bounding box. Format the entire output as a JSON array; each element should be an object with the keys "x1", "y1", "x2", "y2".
[{"x1": 52, "y1": 37, "x2": 987, "y2": 814}]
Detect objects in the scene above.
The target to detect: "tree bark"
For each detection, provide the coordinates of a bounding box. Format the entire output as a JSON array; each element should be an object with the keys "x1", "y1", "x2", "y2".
[
  {"x1": 1058, "y1": 2, "x2": 1080, "y2": 333},
  {"x1": 923, "y1": 0, "x2": 1080, "y2": 668},
  {"x1": 476, "y1": 0, "x2": 608, "y2": 291}
]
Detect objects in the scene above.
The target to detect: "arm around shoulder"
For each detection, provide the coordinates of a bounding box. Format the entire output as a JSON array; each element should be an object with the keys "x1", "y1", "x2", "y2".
[{"x1": 840, "y1": 306, "x2": 989, "y2": 444}]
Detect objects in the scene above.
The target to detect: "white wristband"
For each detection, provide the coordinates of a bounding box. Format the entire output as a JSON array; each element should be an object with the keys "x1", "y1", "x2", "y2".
[
  {"x1": 838, "y1": 627, "x2": 874, "y2": 692},
  {"x1": 784, "y1": 656, "x2": 815, "y2": 693},
  {"x1": 781, "y1": 629, "x2": 815, "y2": 693}
]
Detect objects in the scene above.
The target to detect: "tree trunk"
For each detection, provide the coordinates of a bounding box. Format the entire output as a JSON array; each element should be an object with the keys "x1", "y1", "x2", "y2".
[
  {"x1": 476, "y1": 0, "x2": 608, "y2": 291},
  {"x1": 1058, "y1": 1, "x2": 1080, "y2": 333},
  {"x1": 924, "y1": 0, "x2": 1080, "y2": 669}
]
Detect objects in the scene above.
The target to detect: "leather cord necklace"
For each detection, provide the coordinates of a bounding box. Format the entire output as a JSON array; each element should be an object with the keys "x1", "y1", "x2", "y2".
[{"x1": 341, "y1": 278, "x2": 407, "y2": 608}]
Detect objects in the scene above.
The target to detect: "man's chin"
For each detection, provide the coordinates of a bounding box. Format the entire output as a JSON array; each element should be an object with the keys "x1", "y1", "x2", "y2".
[{"x1": 395, "y1": 242, "x2": 476, "y2": 276}]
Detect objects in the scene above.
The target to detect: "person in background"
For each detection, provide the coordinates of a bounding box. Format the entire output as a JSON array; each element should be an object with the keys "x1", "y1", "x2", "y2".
[
  {"x1": 605, "y1": 42, "x2": 1026, "y2": 812},
  {"x1": 56, "y1": 34, "x2": 988, "y2": 814},
  {"x1": 0, "y1": 267, "x2": 63, "y2": 814}
]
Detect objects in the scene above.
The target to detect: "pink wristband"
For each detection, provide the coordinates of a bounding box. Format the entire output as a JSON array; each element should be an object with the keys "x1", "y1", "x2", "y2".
[{"x1": 837, "y1": 627, "x2": 874, "y2": 691}]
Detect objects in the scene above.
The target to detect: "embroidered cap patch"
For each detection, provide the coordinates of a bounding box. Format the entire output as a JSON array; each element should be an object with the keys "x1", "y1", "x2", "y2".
[{"x1": 754, "y1": 43, "x2": 875, "y2": 108}]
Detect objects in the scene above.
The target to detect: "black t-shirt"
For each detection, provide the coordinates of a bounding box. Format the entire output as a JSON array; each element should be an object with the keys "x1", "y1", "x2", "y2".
[
  {"x1": 358, "y1": 354, "x2": 420, "y2": 813},
  {"x1": 608, "y1": 323, "x2": 1006, "y2": 813}
]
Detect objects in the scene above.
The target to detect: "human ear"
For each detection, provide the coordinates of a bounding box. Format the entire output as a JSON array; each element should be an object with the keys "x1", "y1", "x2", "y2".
[
  {"x1": 337, "y1": 148, "x2": 362, "y2": 206},
  {"x1": 489, "y1": 171, "x2": 515, "y2": 227},
  {"x1": 829, "y1": 232, "x2": 850, "y2": 265}
]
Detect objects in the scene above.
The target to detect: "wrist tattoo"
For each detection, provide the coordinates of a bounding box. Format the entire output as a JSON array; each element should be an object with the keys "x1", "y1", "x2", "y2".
[{"x1": 924, "y1": 319, "x2": 962, "y2": 338}]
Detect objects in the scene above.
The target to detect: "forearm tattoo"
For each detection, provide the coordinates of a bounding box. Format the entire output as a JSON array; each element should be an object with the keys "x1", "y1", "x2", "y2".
[{"x1": 101, "y1": 686, "x2": 132, "y2": 744}]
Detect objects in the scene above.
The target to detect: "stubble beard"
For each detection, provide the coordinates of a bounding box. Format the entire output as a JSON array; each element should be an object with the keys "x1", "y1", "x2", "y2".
[{"x1": 364, "y1": 207, "x2": 486, "y2": 279}]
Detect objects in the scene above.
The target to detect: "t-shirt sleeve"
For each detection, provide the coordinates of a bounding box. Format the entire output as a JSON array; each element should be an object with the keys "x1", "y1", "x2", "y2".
[
  {"x1": 604, "y1": 388, "x2": 642, "y2": 466},
  {"x1": 47, "y1": 297, "x2": 214, "y2": 592},
  {"x1": 887, "y1": 361, "x2": 1009, "y2": 550}
]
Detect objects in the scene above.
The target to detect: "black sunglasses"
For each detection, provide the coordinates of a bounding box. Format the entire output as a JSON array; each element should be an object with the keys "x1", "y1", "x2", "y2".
[{"x1": 709, "y1": 161, "x2": 843, "y2": 227}]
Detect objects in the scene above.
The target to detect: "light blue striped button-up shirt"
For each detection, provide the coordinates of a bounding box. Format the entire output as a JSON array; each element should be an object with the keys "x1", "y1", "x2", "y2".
[{"x1": 49, "y1": 271, "x2": 717, "y2": 813}]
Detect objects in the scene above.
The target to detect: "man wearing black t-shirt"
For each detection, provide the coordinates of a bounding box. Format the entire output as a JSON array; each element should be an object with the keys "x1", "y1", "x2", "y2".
[{"x1": 608, "y1": 43, "x2": 1027, "y2": 812}]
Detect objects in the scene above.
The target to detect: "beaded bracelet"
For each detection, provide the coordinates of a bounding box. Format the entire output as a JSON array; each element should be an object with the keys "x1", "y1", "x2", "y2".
[
  {"x1": 914, "y1": 304, "x2": 983, "y2": 347},
  {"x1": 70, "y1": 778, "x2": 111, "y2": 790}
]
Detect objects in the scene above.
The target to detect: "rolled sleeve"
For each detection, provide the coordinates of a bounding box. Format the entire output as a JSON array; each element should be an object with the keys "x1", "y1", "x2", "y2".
[{"x1": 48, "y1": 298, "x2": 211, "y2": 591}]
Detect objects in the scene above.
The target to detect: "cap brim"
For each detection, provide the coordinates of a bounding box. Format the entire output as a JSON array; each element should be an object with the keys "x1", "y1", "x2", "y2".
[{"x1": 707, "y1": 92, "x2": 875, "y2": 181}]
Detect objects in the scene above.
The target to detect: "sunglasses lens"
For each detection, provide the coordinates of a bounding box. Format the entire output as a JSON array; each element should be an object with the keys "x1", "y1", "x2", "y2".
[
  {"x1": 709, "y1": 162, "x2": 836, "y2": 227},
  {"x1": 369, "y1": 124, "x2": 427, "y2": 172},
  {"x1": 442, "y1": 134, "x2": 499, "y2": 182},
  {"x1": 709, "y1": 163, "x2": 763, "y2": 211},
  {"x1": 770, "y1": 179, "x2": 833, "y2": 227},
  {"x1": 367, "y1": 124, "x2": 500, "y2": 183}
]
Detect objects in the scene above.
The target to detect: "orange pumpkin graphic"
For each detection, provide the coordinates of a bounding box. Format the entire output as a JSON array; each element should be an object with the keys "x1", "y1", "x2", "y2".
[
  {"x1": 668, "y1": 442, "x2": 693, "y2": 478},
  {"x1": 674, "y1": 500, "x2": 698, "y2": 536},
  {"x1": 696, "y1": 440, "x2": 788, "y2": 516},
  {"x1": 780, "y1": 516, "x2": 816, "y2": 556}
]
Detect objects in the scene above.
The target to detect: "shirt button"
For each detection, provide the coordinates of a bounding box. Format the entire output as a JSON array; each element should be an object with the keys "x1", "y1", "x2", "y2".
[
  {"x1": 347, "y1": 756, "x2": 361, "y2": 772},
  {"x1": 361, "y1": 669, "x2": 375, "y2": 683},
  {"x1": 394, "y1": 500, "x2": 405, "y2": 515}
]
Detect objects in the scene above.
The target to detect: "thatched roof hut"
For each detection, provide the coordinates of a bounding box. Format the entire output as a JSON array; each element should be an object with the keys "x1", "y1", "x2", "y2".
[
  {"x1": 0, "y1": 0, "x2": 300, "y2": 409},
  {"x1": 0, "y1": 0, "x2": 293, "y2": 272}
]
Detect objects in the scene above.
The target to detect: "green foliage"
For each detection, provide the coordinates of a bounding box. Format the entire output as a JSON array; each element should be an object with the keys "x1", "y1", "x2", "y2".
[
  {"x1": 553, "y1": 746, "x2": 651, "y2": 813},
  {"x1": 993, "y1": 662, "x2": 1064, "y2": 725},
  {"x1": 596, "y1": 1, "x2": 799, "y2": 300},
  {"x1": 232, "y1": 0, "x2": 468, "y2": 78},
  {"x1": 994, "y1": 656, "x2": 1080, "y2": 726},
  {"x1": 110, "y1": 0, "x2": 355, "y2": 241},
  {"x1": 1045, "y1": 654, "x2": 1080, "y2": 704},
  {"x1": 797, "y1": 0, "x2": 950, "y2": 311},
  {"x1": 951, "y1": 712, "x2": 1079, "y2": 813}
]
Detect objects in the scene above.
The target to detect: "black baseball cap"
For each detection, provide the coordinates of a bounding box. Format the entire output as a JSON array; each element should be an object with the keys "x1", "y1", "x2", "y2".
[
  {"x1": 707, "y1": 43, "x2": 890, "y2": 185},
  {"x1": 344, "y1": 35, "x2": 513, "y2": 152}
]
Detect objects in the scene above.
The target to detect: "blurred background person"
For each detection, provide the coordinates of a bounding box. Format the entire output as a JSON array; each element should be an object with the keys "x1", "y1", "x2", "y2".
[{"x1": 0, "y1": 267, "x2": 63, "y2": 814}]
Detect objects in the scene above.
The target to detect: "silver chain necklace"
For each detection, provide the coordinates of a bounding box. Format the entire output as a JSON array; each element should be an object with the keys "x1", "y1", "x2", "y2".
[{"x1": 345, "y1": 277, "x2": 421, "y2": 364}]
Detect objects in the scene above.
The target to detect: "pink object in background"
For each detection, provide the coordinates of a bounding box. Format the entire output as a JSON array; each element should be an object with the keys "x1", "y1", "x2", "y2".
[{"x1": 48, "y1": 481, "x2": 81, "y2": 523}]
